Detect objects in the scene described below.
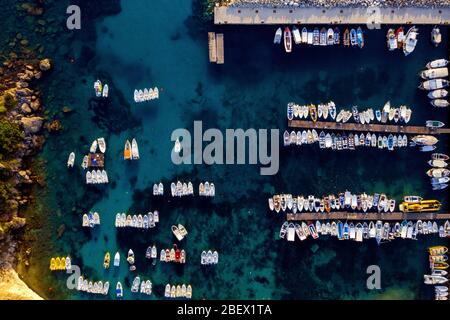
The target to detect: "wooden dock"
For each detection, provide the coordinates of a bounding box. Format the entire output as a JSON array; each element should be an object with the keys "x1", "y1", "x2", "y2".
[
  {"x1": 287, "y1": 212, "x2": 450, "y2": 221},
  {"x1": 214, "y1": 6, "x2": 450, "y2": 25},
  {"x1": 208, "y1": 32, "x2": 217, "y2": 63},
  {"x1": 288, "y1": 120, "x2": 450, "y2": 135},
  {"x1": 208, "y1": 32, "x2": 224, "y2": 65}
]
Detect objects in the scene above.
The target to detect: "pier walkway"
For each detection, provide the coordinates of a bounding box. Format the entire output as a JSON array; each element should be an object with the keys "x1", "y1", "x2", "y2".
[
  {"x1": 214, "y1": 6, "x2": 450, "y2": 25},
  {"x1": 287, "y1": 212, "x2": 450, "y2": 221},
  {"x1": 288, "y1": 120, "x2": 450, "y2": 135},
  {"x1": 208, "y1": 32, "x2": 224, "y2": 64}
]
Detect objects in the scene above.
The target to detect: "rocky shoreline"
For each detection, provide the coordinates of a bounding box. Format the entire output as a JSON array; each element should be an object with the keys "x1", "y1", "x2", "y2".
[{"x1": 0, "y1": 49, "x2": 52, "y2": 299}]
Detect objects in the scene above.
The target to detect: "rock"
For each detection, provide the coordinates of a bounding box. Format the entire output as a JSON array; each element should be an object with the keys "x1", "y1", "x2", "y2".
[
  {"x1": 20, "y1": 116, "x2": 44, "y2": 134},
  {"x1": 9, "y1": 217, "x2": 26, "y2": 230},
  {"x1": 21, "y1": 3, "x2": 44, "y2": 16},
  {"x1": 57, "y1": 224, "x2": 65, "y2": 238},
  {"x1": 20, "y1": 103, "x2": 32, "y2": 114},
  {"x1": 38, "y1": 58, "x2": 51, "y2": 71},
  {"x1": 16, "y1": 81, "x2": 28, "y2": 88},
  {"x1": 46, "y1": 120, "x2": 62, "y2": 132},
  {"x1": 62, "y1": 106, "x2": 72, "y2": 113},
  {"x1": 34, "y1": 71, "x2": 42, "y2": 80},
  {"x1": 30, "y1": 100, "x2": 40, "y2": 111}
]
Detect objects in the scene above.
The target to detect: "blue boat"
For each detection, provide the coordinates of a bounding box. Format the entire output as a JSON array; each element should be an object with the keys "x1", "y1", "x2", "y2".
[
  {"x1": 375, "y1": 220, "x2": 383, "y2": 245},
  {"x1": 313, "y1": 28, "x2": 320, "y2": 45},
  {"x1": 387, "y1": 134, "x2": 394, "y2": 151},
  {"x1": 334, "y1": 27, "x2": 340, "y2": 45},
  {"x1": 352, "y1": 106, "x2": 359, "y2": 122},
  {"x1": 356, "y1": 27, "x2": 364, "y2": 48},
  {"x1": 337, "y1": 221, "x2": 344, "y2": 240},
  {"x1": 287, "y1": 103, "x2": 294, "y2": 120},
  {"x1": 339, "y1": 193, "x2": 345, "y2": 208},
  {"x1": 373, "y1": 193, "x2": 380, "y2": 207},
  {"x1": 375, "y1": 109, "x2": 382, "y2": 122},
  {"x1": 343, "y1": 222, "x2": 349, "y2": 239},
  {"x1": 350, "y1": 29, "x2": 357, "y2": 46}
]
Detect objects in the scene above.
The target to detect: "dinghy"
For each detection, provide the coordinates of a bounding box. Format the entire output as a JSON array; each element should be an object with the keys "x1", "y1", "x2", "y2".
[{"x1": 131, "y1": 138, "x2": 140, "y2": 160}]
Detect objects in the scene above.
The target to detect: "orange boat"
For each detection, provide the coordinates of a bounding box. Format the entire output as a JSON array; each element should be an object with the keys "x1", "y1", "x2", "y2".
[{"x1": 124, "y1": 140, "x2": 132, "y2": 160}]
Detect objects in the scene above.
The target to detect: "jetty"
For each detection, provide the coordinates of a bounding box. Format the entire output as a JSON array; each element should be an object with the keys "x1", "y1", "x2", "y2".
[
  {"x1": 208, "y1": 32, "x2": 224, "y2": 64},
  {"x1": 214, "y1": 6, "x2": 450, "y2": 25},
  {"x1": 287, "y1": 212, "x2": 450, "y2": 221},
  {"x1": 288, "y1": 120, "x2": 450, "y2": 135}
]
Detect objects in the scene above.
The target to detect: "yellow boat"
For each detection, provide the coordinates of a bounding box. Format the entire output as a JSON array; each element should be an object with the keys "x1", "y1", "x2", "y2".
[
  {"x1": 104, "y1": 252, "x2": 110, "y2": 269},
  {"x1": 399, "y1": 199, "x2": 441, "y2": 212},
  {"x1": 54, "y1": 257, "x2": 61, "y2": 270},
  {"x1": 60, "y1": 257, "x2": 66, "y2": 270},
  {"x1": 124, "y1": 140, "x2": 132, "y2": 160},
  {"x1": 432, "y1": 262, "x2": 449, "y2": 270},
  {"x1": 49, "y1": 258, "x2": 56, "y2": 271},
  {"x1": 309, "y1": 104, "x2": 317, "y2": 122},
  {"x1": 429, "y1": 246, "x2": 448, "y2": 256}
]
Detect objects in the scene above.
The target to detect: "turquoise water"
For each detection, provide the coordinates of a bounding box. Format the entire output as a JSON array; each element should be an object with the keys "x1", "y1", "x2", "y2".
[{"x1": 20, "y1": 0, "x2": 449, "y2": 299}]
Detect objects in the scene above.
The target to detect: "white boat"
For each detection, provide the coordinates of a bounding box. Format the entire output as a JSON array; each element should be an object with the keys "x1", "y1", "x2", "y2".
[
  {"x1": 284, "y1": 27, "x2": 292, "y2": 53},
  {"x1": 287, "y1": 223, "x2": 296, "y2": 242},
  {"x1": 102, "y1": 84, "x2": 109, "y2": 98},
  {"x1": 113, "y1": 252, "x2": 120, "y2": 267},
  {"x1": 292, "y1": 26, "x2": 301, "y2": 44},
  {"x1": 420, "y1": 67, "x2": 448, "y2": 80},
  {"x1": 97, "y1": 138, "x2": 106, "y2": 153},
  {"x1": 428, "y1": 89, "x2": 448, "y2": 99},
  {"x1": 387, "y1": 28, "x2": 397, "y2": 51},
  {"x1": 134, "y1": 89, "x2": 139, "y2": 102},
  {"x1": 131, "y1": 138, "x2": 140, "y2": 160},
  {"x1": 431, "y1": 99, "x2": 449, "y2": 108},
  {"x1": 432, "y1": 153, "x2": 449, "y2": 161},
  {"x1": 426, "y1": 120, "x2": 445, "y2": 128},
  {"x1": 90, "y1": 140, "x2": 98, "y2": 153},
  {"x1": 301, "y1": 27, "x2": 308, "y2": 43},
  {"x1": 431, "y1": 26, "x2": 442, "y2": 47},
  {"x1": 102, "y1": 170, "x2": 109, "y2": 183},
  {"x1": 86, "y1": 171, "x2": 92, "y2": 184},
  {"x1": 420, "y1": 79, "x2": 450, "y2": 90},
  {"x1": 412, "y1": 135, "x2": 438, "y2": 146},
  {"x1": 172, "y1": 225, "x2": 186, "y2": 241},
  {"x1": 273, "y1": 28, "x2": 282, "y2": 44},
  {"x1": 81, "y1": 155, "x2": 88, "y2": 169},
  {"x1": 116, "y1": 282, "x2": 123, "y2": 298},
  {"x1": 403, "y1": 26, "x2": 418, "y2": 56},
  {"x1": 67, "y1": 152, "x2": 75, "y2": 168},
  {"x1": 94, "y1": 80, "x2": 102, "y2": 97},
  {"x1": 427, "y1": 59, "x2": 449, "y2": 69}
]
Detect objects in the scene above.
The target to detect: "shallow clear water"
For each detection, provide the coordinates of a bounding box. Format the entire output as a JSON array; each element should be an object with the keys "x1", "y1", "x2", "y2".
[{"x1": 20, "y1": 0, "x2": 450, "y2": 300}]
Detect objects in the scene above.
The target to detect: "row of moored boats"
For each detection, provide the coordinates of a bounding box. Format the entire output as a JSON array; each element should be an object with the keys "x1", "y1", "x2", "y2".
[
  {"x1": 169, "y1": 181, "x2": 216, "y2": 197},
  {"x1": 423, "y1": 246, "x2": 448, "y2": 300},
  {"x1": 124, "y1": 139, "x2": 139, "y2": 160},
  {"x1": 419, "y1": 59, "x2": 449, "y2": 108},
  {"x1": 86, "y1": 170, "x2": 109, "y2": 184},
  {"x1": 76, "y1": 277, "x2": 110, "y2": 295},
  {"x1": 94, "y1": 80, "x2": 109, "y2": 98},
  {"x1": 114, "y1": 212, "x2": 159, "y2": 229},
  {"x1": 82, "y1": 212, "x2": 101, "y2": 228},
  {"x1": 427, "y1": 153, "x2": 449, "y2": 190},
  {"x1": 164, "y1": 284, "x2": 192, "y2": 299},
  {"x1": 133, "y1": 87, "x2": 159, "y2": 102},
  {"x1": 49, "y1": 256, "x2": 71, "y2": 271}
]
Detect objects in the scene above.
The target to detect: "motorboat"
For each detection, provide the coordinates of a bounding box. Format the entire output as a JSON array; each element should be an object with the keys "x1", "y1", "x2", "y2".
[
  {"x1": 432, "y1": 153, "x2": 449, "y2": 161},
  {"x1": 284, "y1": 27, "x2": 292, "y2": 53},
  {"x1": 327, "y1": 28, "x2": 334, "y2": 45},
  {"x1": 387, "y1": 28, "x2": 397, "y2": 51},
  {"x1": 431, "y1": 26, "x2": 442, "y2": 47},
  {"x1": 313, "y1": 28, "x2": 320, "y2": 45},
  {"x1": 67, "y1": 152, "x2": 75, "y2": 168},
  {"x1": 124, "y1": 140, "x2": 132, "y2": 160},
  {"x1": 131, "y1": 138, "x2": 140, "y2": 160},
  {"x1": 94, "y1": 80, "x2": 102, "y2": 97},
  {"x1": 319, "y1": 27, "x2": 327, "y2": 46},
  {"x1": 113, "y1": 252, "x2": 120, "y2": 267},
  {"x1": 426, "y1": 120, "x2": 445, "y2": 128},
  {"x1": 356, "y1": 27, "x2": 364, "y2": 48},
  {"x1": 411, "y1": 135, "x2": 438, "y2": 146},
  {"x1": 97, "y1": 138, "x2": 106, "y2": 153},
  {"x1": 350, "y1": 29, "x2": 357, "y2": 46},
  {"x1": 427, "y1": 59, "x2": 449, "y2": 69},
  {"x1": 343, "y1": 28, "x2": 350, "y2": 47},
  {"x1": 396, "y1": 27, "x2": 405, "y2": 48},
  {"x1": 428, "y1": 89, "x2": 448, "y2": 99},
  {"x1": 301, "y1": 27, "x2": 308, "y2": 44},
  {"x1": 420, "y1": 67, "x2": 448, "y2": 80},
  {"x1": 334, "y1": 27, "x2": 340, "y2": 45},
  {"x1": 292, "y1": 26, "x2": 301, "y2": 44},
  {"x1": 403, "y1": 26, "x2": 419, "y2": 56},
  {"x1": 431, "y1": 99, "x2": 449, "y2": 108},
  {"x1": 90, "y1": 140, "x2": 98, "y2": 153},
  {"x1": 274, "y1": 27, "x2": 282, "y2": 44}
]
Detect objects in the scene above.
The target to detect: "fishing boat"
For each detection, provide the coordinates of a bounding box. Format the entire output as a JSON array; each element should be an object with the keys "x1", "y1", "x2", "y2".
[
  {"x1": 396, "y1": 27, "x2": 405, "y2": 48},
  {"x1": 97, "y1": 138, "x2": 106, "y2": 153},
  {"x1": 284, "y1": 27, "x2": 292, "y2": 53},
  {"x1": 431, "y1": 99, "x2": 449, "y2": 108},
  {"x1": 102, "y1": 84, "x2": 109, "y2": 98},
  {"x1": 131, "y1": 138, "x2": 139, "y2": 160},
  {"x1": 124, "y1": 140, "x2": 132, "y2": 160},
  {"x1": 67, "y1": 152, "x2": 75, "y2": 168},
  {"x1": 356, "y1": 27, "x2": 364, "y2": 48},
  {"x1": 113, "y1": 252, "x2": 120, "y2": 267},
  {"x1": 273, "y1": 27, "x2": 282, "y2": 44},
  {"x1": 313, "y1": 28, "x2": 320, "y2": 45},
  {"x1": 427, "y1": 168, "x2": 450, "y2": 178},
  {"x1": 116, "y1": 282, "x2": 123, "y2": 298},
  {"x1": 420, "y1": 67, "x2": 448, "y2": 80},
  {"x1": 309, "y1": 104, "x2": 317, "y2": 122},
  {"x1": 426, "y1": 120, "x2": 445, "y2": 128},
  {"x1": 432, "y1": 153, "x2": 449, "y2": 161},
  {"x1": 428, "y1": 89, "x2": 448, "y2": 99},
  {"x1": 411, "y1": 135, "x2": 438, "y2": 146},
  {"x1": 427, "y1": 59, "x2": 449, "y2": 69},
  {"x1": 431, "y1": 26, "x2": 442, "y2": 47},
  {"x1": 326, "y1": 28, "x2": 334, "y2": 46},
  {"x1": 301, "y1": 27, "x2": 308, "y2": 44},
  {"x1": 403, "y1": 26, "x2": 418, "y2": 56},
  {"x1": 103, "y1": 252, "x2": 110, "y2": 269},
  {"x1": 350, "y1": 29, "x2": 357, "y2": 46},
  {"x1": 343, "y1": 28, "x2": 350, "y2": 47},
  {"x1": 319, "y1": 28, "x2": 327, "y2": 46},
  {"x1": 94, "y1": 80, "x2": 102, "y2": 97},
  {"x1": 387, "y1": 28, "x2": 397, "y2": 51},
  {"x1": 292, "y1": 26, "x2": 301, "y2": 44}
]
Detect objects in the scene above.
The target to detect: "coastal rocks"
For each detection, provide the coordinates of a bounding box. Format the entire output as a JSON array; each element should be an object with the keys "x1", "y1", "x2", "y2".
[
  {"x1": 20, "y1": 103, "x2": 32, "y2": 114},
  {"x1": 46, "y1": 120, "x2": 62, "y2": 132},
  {"x1": 0, "y1": 268, "x2": 43, "y2": 300},
  {"x1": 20, "y1": 116, "x2": 43, "y2": 134},
  {"x1": 38, "y1": 58, "x2": 51, "y2": 71},
  {"x1": 20, "y1": 3, "x2": 44, "y2": 16}
]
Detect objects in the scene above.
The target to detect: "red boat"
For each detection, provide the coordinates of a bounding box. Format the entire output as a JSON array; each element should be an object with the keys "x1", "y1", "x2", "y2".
[
  {"x1": 284, "y1": 27, "x2": 292, "y2": 53},
  {"x1": 395, "y1": 27, "x2": 405, "y2": 48},
  {"x1": 165, "y1": 249, "x2": 170, "y2": 262},
  {"x1": 175, "y1": 248, "x2": 181, "y2": 262}
]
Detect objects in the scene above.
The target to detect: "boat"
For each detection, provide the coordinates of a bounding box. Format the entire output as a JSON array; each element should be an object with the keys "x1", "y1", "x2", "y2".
[
  {"x1": 307, "y1": 31, "x2": 313, "y2": 45},
  {"x1": 292, "y1": 26, "x2": 301, "y2": 45},
  {"x1": 172, "y1": 225, "x2": 185, "y2": 241},
  {"x1": 421, "y1": 145, "x2": 436, "y2": 152},
  {"x1": 403, "y1": 26, "x2": 418, "y2": 56},
  {"x1": 127, "y1": 249, "x2": 135, "y2": 265},
  {"x1": 301, "y1": 27, "x2": 308, "y2": 43},
  {"x1": 350, "y1": 29, "x2": 357, "y2": 46},
  {"x1": 387, "y1": 28, "x2": 397, "y2": 51},
  {"x1": 319, "y1": 27, "x2": 327, "y2": 46},
  {"x1": 428, "y1": 159, "x2": 448, "y2": 168},
  {"x1": 411, "y1": 135, "x2": 438, "y2": 146},
  {"x1": 356, "y1": 27, "x2": 364, "y2": 48},
  {"x1": 81, "y1": 155, "x2": 88, "y2": 169},
  {"x1": 103, "y1": 252, "x2": 110, "y2": 269},
  {"x1": 94, "y1": 80, "x2": 102, "y2": 97},
  {"x1": 90, "y1": 140, "x2": 97, "y2": 153},
  {"x1": 284, "y1": 27, "x2": 292, "y2": 53},
  {"x1": 131, "y1": 138, "x2": 139, "y2": 160},
  {"x1": 334, "y1": 27, "x2": 340, "y2": 45},
  {"x1": 426, "y1": 120, "x2": 445, "y2": 128},
  {"x1": 431, "y1": 26, "x2": 442, "y2": 47},
  {"x1": 420, "y1": 67, "x2": 448, "y2": 80},
  {"x1": 343, "y1": 28, "x2": 350, "y2": 47},
  {"x1": 313, "y1": 28, "x2": 320, "y2": 45},
  {"x1": 131, "y1": 276, "x2": 141, "y2": 293},
  {"x1": 97, "y1": 138, "x2": 106, "y2": 153},
  {"x1": 396, "y1": 27, "x2": 405, "y2": 48},
  {"x1": 428, "y1": 89, "x2": 448, "y2": 99},
  {"x1": 116, "y1": 282, "x2": 123, "y2": 298},
  {"x1": 427, "y1": 59, "x2": 449, "y2": 69},
  {"x1": 102, "y1": 84, "x2": 109, "y2": 98},
  {"x1": 309, "y1": 104, "x2": 317, "y2": 122},
  {"x1": 86, "y1": 171, "x2": 92, "y2": 184},
  {"x1": 432, "y1": 153, "x2": 449, "y2": 161},
  {"x1": 113, "y1": 252, "x2": 120, "y2": 267},
  {"x1": 326, "y1": 28, "x2": 334, "y2": 46},
  {"x1": 274, "y1": 27, "x2": 282, "y2": 44},
  {"x1": 287, "y1": 223, "x2": 296, "y2": 241},
  {"x1": 67, "y1": 152, "x2": 75, "y2": 168},
  {"x1": 124, "y1": 140, "x2": 132, "y2": 160},
  {"x1": 431, "y1": 99, "x2": 449, "y2": 108},
  {"x1": 427, "y1": 168, "x2": 450, "y2": 178}
]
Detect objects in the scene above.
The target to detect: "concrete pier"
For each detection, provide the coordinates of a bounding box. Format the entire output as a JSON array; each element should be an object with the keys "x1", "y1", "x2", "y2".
[{"x1": 214, "y1": 6, "x2": 450, "y2": 25}]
